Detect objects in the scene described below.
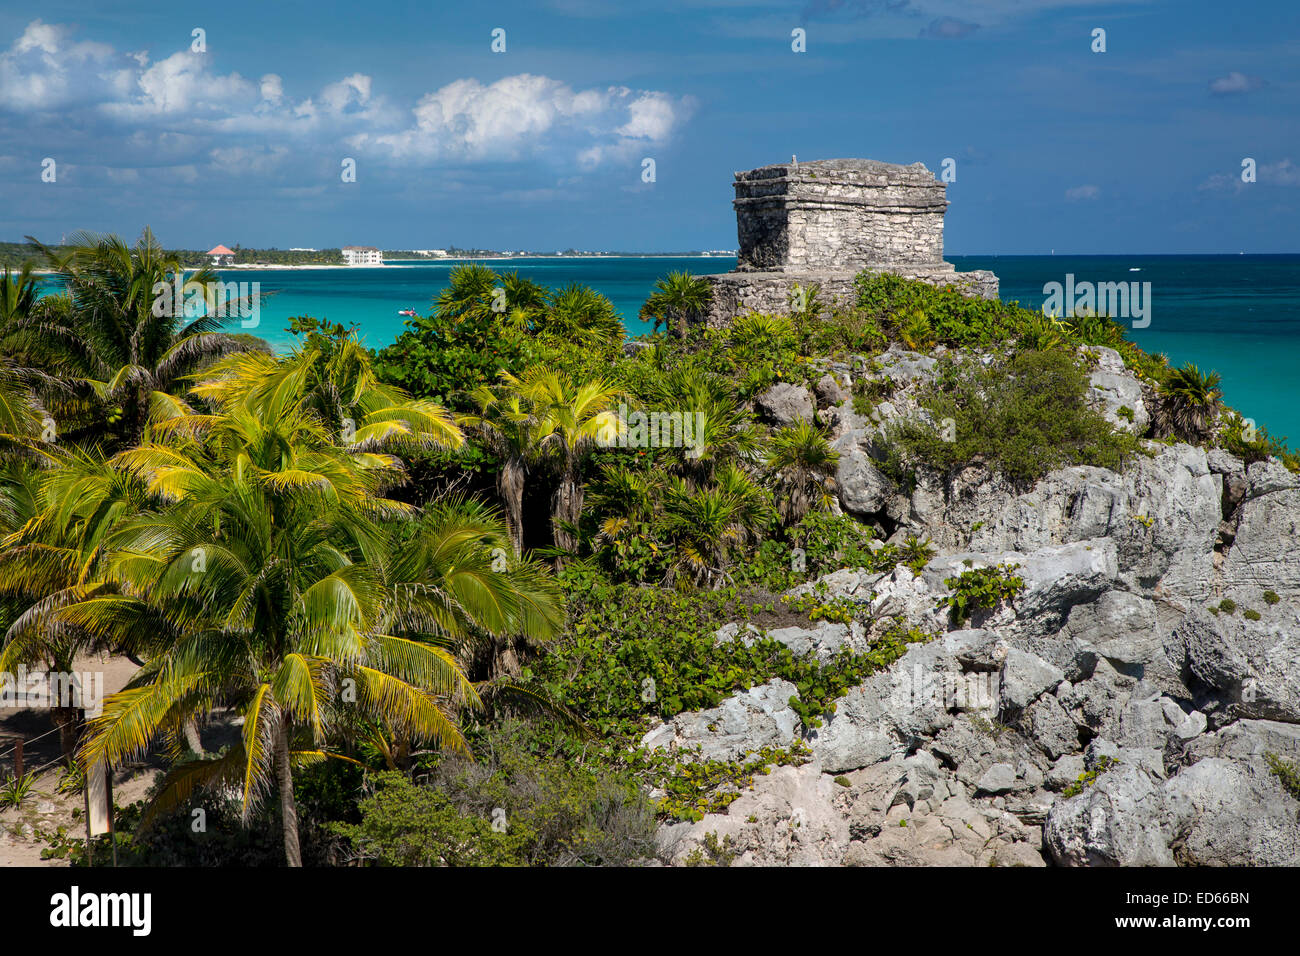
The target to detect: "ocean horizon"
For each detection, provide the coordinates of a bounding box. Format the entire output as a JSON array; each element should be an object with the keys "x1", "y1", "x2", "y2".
[{"x1": 34, "y1": 252, "x2": 1300, "y2": 443}]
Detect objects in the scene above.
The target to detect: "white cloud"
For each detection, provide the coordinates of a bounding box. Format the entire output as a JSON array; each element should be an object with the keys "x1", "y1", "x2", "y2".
[
  {"x1": 1209, "y1": 71, "x2": 1265, "y2": 96},
  {"x1": 1065, "y1": 184, "x2": 1100, "y2": 201},
  {"x1": 366, "y1": 74, "x2": 693, "y2": 166},
  {"x1": 0, "y1": 20, "x2": 693, "y2": 175},
  {"x1": 0, "y1": 20, "x2": 122, "y2": 109}
]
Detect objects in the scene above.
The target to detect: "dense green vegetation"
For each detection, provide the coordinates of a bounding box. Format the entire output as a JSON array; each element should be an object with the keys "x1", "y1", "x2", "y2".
[
  {"x1": 1, "y1": 232, "x2": 1296, "y2": 867},
  {"x1": 883, "y1": 349, "x2": 1144, "y2": 483}
]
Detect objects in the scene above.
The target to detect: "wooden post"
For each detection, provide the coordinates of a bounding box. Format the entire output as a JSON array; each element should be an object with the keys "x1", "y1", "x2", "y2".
[
  {"x1": 11, "y1": 737, "x2": 21, "y2": 779},
  {"x1": 83, "y1": 775, "x2": 94, "y2": 867},
  {"x1": 107, "y1": 770, "x2": 117, "y2": 868}
]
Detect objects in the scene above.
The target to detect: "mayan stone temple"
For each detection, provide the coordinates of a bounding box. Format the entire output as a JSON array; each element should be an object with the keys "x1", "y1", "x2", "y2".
[{"x1": 703, "y1": 158, "x2": 999, "y2": 326}]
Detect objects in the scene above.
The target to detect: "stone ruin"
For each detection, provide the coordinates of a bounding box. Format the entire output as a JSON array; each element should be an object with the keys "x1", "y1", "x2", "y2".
[{"x1": 703, "y1": 158, "x2": 999, "y2": 327}]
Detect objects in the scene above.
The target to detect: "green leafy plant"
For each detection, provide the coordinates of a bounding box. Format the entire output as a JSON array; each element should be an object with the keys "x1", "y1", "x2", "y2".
[
  {"x1": 939, "y1": 564, "x2": 1025, "y2": 625},
  {"x1": 0, "y1": 770, "x2": 38, "y2": 809},
  {"x1": 1062, "y1": 755, "x2": 1117, "y2": 798},
  {"x1": 1265, "y1": 753, "x2": 1300, "y2": 801}
]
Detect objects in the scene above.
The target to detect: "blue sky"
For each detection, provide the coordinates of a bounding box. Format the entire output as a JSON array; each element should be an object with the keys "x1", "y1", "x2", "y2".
[{"x1": 0, "y1": 0, "x2": 1296, "y2": 253}]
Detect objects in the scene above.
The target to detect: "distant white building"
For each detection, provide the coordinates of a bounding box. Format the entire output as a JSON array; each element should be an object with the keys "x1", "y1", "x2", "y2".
[{"x1": 342, "y1": 246, "x2": 384, "y2": 266}]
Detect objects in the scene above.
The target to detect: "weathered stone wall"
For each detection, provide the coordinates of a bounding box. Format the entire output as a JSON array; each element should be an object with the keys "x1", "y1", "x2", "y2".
[
  {"x1": 704, "y1": 266, "x2": 999, "y2": 329},
  {"x1": 734, "y1": 159, "x2": 946, "y2": 273}
]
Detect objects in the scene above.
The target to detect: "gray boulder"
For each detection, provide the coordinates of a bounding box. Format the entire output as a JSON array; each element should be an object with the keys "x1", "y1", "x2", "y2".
[
  {"x1": 1179, "y1": 607, "x2": 1300, "y2": 722},
  {"x1": 815, "y1": 373, "x2": 849, "y2": 406},
  {"x1": 640, "y1": 679, "x2": 801, "y2": 762},
  {"x1": 1083, "y1": 346, "x2": 1149, "y2": 435},
  {"x1": 1222, "y1": 462, "x2": 1300, "y2": 598},
  {"x1": 1164, "y1": 758, "x2": 1300, "y2": 866},
  {"x1": 755, "y1": 382, "x2": 815, "y2": 426},
  {"x1": 1044, "y1": 762, "x2": 1176, "y2": 866}
]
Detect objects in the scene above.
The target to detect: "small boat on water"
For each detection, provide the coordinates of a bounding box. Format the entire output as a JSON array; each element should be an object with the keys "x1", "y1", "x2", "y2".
[{"x1": 397, "y1": 309, "x2": 418, "y2": 317}]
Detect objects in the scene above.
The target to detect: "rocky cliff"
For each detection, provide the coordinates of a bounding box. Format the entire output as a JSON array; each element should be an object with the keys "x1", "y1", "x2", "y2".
[{"x1": 643, "y1": 344, "x2": 1300, "y2": 866}]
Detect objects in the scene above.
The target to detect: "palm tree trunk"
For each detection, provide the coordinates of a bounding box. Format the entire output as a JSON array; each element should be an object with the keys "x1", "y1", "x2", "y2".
[
  {"x1": 490, "y1": 635, "x2": 521, "y2": 679},
  {"x1": 499, "y1": 456, "x2": 525, "y2": 557},
  {"x1": 550, "y1": 465, "x2": 584, "y2": 564},
  {"x1": 275, "y1": 717, "x2": 303, "y2": 868},
  {"x1": 183, "y1": 717, "x2": 204, "y2": 756}
]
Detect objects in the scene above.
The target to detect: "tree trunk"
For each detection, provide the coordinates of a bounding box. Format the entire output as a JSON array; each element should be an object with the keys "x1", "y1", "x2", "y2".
[
  {"x1": 274, "y1": 717, "x2": 302, "y2": 868},
  {"x1": 51, "y1": 707, "x2": 83, "y2": 767},
  {"x1": 183, "y1": 718, "x2": 204, "y2": 756},
  {"x1": 499, "y1": 456, "x2": 525, "y2": 558},
  {"x1": 550, "y1": 467, "x2": 584, "y2": 566},
  {"x1": 490, "y1": 635, "x2": 521, "y2": 680}
]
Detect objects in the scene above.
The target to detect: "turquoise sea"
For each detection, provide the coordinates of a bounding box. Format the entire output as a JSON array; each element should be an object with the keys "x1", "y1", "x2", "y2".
[{"x1": 38, "y1": 253, "x2": 1300, "y2": 442}]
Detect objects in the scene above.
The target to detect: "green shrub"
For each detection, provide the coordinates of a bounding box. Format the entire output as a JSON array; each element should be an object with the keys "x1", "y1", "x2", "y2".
[
  {"x1": 337, "y1": 722, "x2": 657, "y2": 866},
  {"x1": 883, "y1": 350, "x2": 1142, "y2": 483},
  {"x1": 1243, "y1": 608, "x2": 1261, "y2": 621},
  {"x1": 1217, "y1": 412, "x2": 1300, "y2": 472},
  {"x1": 1265, "y1": 753, "x2": 1300, "y2": 801},
  {"x1": 1264, "y1": 590, "x2": 1281, "y2": 605},
  {"x1": 683, "y1": 831, "x2": 738, "y2": 866},
  {"x1": 333, "y1": 773, "x2": 532, "y2": 866},
  {"x1": 1218, "y1": 598, "x2": 1237, "y2": 614}
]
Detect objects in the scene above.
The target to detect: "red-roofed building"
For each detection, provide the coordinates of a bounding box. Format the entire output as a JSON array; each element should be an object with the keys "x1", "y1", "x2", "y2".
[{"x1": 207, "y1": 244, "x2": 235, "y2": 266}]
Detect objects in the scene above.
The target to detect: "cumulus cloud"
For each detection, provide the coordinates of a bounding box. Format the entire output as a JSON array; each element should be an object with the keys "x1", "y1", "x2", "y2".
[
  {"x1": 1065, "y1": 184, "x2": 1100, "y2": 201},
  {"x1": 0, "y1": 19, "x2": 693, "y2": 176},
  {"x1": 1209, "y1": 71, "x2": 1266, "y2": 96},
  {"x1": 364, "y1": 75, "x2": 694, "y2": 166},
  {"x1": 0, "y1": 20, "x2": 123, "y2": 110}
]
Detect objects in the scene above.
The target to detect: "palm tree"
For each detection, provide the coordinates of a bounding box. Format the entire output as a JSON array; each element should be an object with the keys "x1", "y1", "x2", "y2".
[
  {"x1": 659, "y1": 479, "x2": 750, "y2": 588},
  {"x1": 461, "y1": 378, "x2": 545, "y2": 558},
  {"x1": 640, "y1": 366, "x2": 762, "y2": 485},
  {"x1": 542, "y1": 284, "x2": 625, "y2": 350},
  {"x1": 0, "y1": 264, "x2": 79, "y2": 457},
  {"x1": 766, "y1": 421, "x2": 839, "y2": 524},
  {"x1": 190, "y1": 317, "x2": 461, "y2": 453},
  {"x1": 640, "y1": 271, "x2": 713, "y2": 339},
  {"x1": 434, "y1": 263, "x2": 501, "y2": 322},
  {"x1": 0, "y1": 452, "x2": 147, "y2": 762},
  {"x1": 67, "y1": 374, "x2": 559, "y2": 866},
  {"x1": 519, "y1": 369, "x2": 622, "y2": 564},
  {"x1": 29, "y1": 229, "x2": 258, "y2": 446},
  {"x1": 1154, "y1": 363, "x2": 1222, "y2": 443}
]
